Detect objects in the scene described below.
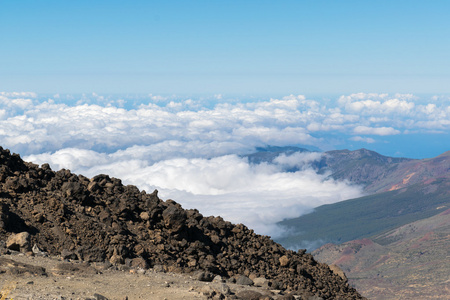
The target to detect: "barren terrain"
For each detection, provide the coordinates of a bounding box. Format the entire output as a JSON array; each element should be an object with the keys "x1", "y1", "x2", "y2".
[{"x1": 0, "y1": 251, "x2": 302, "y2": 300}]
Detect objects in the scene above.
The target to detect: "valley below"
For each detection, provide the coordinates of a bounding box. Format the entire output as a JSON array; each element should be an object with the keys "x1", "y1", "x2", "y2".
[
  {"x1": 275, "y1": 148, "x2": 450, "y2": 299},
  {"x1": 313, "y1": 209, "x2": 450, "y2": 299}
]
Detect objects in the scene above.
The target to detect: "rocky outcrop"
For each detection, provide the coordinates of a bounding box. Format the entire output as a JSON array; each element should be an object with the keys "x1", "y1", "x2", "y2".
[{"x1": 0, "y1": 147, "x2": 363, "y2": 299}]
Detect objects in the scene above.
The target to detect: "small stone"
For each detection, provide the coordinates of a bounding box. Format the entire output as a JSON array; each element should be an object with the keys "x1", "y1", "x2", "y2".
[
  {"x1": 278, "y1": 294, "x2": 295, "y2": 300},
  {"x1": 220, "y1": 283, "x2": 231, "y2": 295},
  {"x1": 153, "y1": 264, "x2": 166, "y2": 273},
  {"x1": 329, "y1": 264, "x2": 347, "y2": 281},
  {"x1": 236, "y1": 290, "x2": 263, "y2": 300},
  {"x1": 109, "y1": 248, "x2": 124, "y2": 265},
  {"x1": 6, "y1": 232, "x2": 30, "y2": 252},
  {"x1": 93, "y1": 293, "x2": 109, "y2": 300},
  {"x1": 187, "y1": 259, "x2": 197, "y2": 267},
  {"x1": 200, "y1": 285, "x2": 215, "y2": 296},
  {"x1": 139, "y1": 211, "x2": 149, "y2": 221},
  {"x1": 32, "y1": 244, "x2": 46, "y2": 256},
  {"x1": 193, "y1": 270, "x2": 214, "y2": 282},
  {"x1": 212, "y1": 293, "x2": 225, "y2": 300},
  {"x1": 236, "y1": 275, "x2": 254, "y2": 286},
  {"x1": 213, "y1": 275, "x2": 224, "y2": 283},
  {"x1": 253, "y1": 277, "x2": 270, "y2": 288},
  {"x1": 270, "y1": 280, "x2": 283, "y2": 290},
  {"x1": 279, "y1": 255, "x2": 289, "y2": 267}
]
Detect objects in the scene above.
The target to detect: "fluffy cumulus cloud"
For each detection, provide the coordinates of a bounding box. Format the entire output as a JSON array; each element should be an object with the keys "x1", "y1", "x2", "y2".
[
  {"x1": 353, "y1": 126, "x2": 400, "y2": 136},
  {"x1": 349, "y1": 136, "x2": 376, "y2": 144},
  {"x1": 1, "y1": 92, "x2": 449, "y2": 236},
  {"x1": 1, "y1": 92, "x2": 448, "y2": 157},
  {"x1": 26, "y1": 149, "x2": 363, "y2": 236}
]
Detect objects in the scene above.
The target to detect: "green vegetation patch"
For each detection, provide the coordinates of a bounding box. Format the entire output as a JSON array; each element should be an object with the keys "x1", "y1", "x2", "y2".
[{"x1": 276, "y1": 181, "x2": 449, "y2": 250}]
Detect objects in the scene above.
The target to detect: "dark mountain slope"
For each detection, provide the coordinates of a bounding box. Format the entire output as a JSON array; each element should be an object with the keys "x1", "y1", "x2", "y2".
[
  {"x1": 244, "y1": 146, "x2": 311, "y2": 165},
  {"x1": 276, "y1": 149, "x2": 450, "y2": 250},
  {"x1": 318, "y1": 148, "x2": 450, "y2": 194},
  {"x1": 317, "y1": 148, "x2": 413, "y2": 193},
  {"x1": 276, "y1": 179, "x2": 450, "y2": 249},
  {"x1": 0, "y1": 147, "x2": 363, "y2": 299}
]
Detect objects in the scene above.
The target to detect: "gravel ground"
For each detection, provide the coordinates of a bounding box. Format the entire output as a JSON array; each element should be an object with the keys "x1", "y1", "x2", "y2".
[{"x1": 0, "y1": 252, "x2": 289, "y2": 300}]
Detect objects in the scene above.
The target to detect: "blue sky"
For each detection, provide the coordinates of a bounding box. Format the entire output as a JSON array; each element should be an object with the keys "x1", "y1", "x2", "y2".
[{"x1": 1, "y1": 0, "x2": 450, "y2": 94}]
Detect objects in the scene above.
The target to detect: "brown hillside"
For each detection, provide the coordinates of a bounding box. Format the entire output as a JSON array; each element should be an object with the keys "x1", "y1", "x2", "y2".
[{"x1": 313, "y1": 209, "x2": 450, "y2": 299}]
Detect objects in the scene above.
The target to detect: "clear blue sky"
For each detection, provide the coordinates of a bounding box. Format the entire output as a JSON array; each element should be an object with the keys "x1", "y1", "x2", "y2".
[{"x1": 1, "y1": 0, "x2": 450, "y2": 94}]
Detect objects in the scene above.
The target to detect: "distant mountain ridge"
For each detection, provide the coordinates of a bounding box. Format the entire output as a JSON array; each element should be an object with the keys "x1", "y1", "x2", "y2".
[
  {"x1": 262, "y1": 147, "x2": 450, "y2": 299},
  {"x1": 244, "y1": 146, "x2": 312, "y2": 165},
  {"x1": 316, "y1": 148, "x2": 414, "y2": 193},
  {"x1": 319, "y1": 148, "x2": 450, "y2": 194},
  {"x1": 275, "y1": 148, "x2": 450, "y2": 250},
  {"x1": 246, "y1": 147, "x2": 450, "y2": 195}
]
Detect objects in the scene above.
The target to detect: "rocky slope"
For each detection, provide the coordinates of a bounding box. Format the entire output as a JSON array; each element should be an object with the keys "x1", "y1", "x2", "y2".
[
  {"x1": 277, "y1": 179, "x2": 450, "y2": 249},
  {"x1": 0, "y1": 147, "x2": 363, "y2": 299}
]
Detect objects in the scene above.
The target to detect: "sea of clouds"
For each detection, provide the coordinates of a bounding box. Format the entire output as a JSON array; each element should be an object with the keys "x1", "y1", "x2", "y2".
[{"x1": 1, "y1": 92, "x2": 449, "y2": 237}]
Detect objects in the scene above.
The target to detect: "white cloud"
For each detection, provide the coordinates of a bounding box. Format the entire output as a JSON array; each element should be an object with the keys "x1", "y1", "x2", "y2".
[
  {"x1": 25, "y1": 148, "x2": 110, "y2": 171},
  {"x1": 273, "y1": 152, "x2": 324, "y2": 169},
  {"x1": 149, "y1": 94, "x2": 168, "y2": 102},
  {"x1": 349, "y1": 136, "x2": 376, "y2": 143},
  {"x1": 353, "y1": 126, "x2": 400, "y2": 136},
  {"x1": 25, "y1": 150, "x2": 363, "y2": 237},
  {"x1": 0, "y1": 91, "x2": 446, "y2": 159},
  {"x1": 339, "y1": 94, "x2": 415, "y2": 115},
  {"x1": 0, "y1": 92, "x2": 37, "y2": 98}
]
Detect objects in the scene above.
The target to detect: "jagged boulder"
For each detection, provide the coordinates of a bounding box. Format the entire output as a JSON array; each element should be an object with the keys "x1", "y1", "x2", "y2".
[{"x1": 6, "y1": 232, "x2": 31, "y2": 252}]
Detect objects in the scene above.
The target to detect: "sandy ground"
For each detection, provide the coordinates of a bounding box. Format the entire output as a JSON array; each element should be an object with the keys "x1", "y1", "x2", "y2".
[{"x1": 0, "y1": 252, "x2": 287, "y2": 300}]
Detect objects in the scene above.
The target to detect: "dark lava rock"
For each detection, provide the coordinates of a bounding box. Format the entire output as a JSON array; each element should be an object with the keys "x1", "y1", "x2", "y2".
[
  {"x1": 0, "y1": 257, "x2": 46, "y2": 276},
  {"x1": 236, "y1": 275, "x2": 254, "y2": 286},
  {"x1": 235, "y1": 290, "x2": 265, "y2": 300},
  {"x1": 0, "y1": 146, "x2": 364, "y2": 299},
  {"x1": 193, "y1": 270, "x2": 215, "y2": 282}
]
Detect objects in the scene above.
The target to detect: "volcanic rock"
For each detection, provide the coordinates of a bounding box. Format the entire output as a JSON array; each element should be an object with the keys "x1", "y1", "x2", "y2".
[
  {"x1": 235, "y1": 290, "x2": 265, "y2": 300},
  {"x1": 0, "y1": 146, "x2": 363, "y2": 299},
  {"x1": 236, "y1": 275, "x2": 254, "y2": 286},
  {"x1": 0, "y1": 257, "x2": 46, "y2": 276},
  {"x1": 6, "y1": 232, "x2": 30, "y2": 252}
]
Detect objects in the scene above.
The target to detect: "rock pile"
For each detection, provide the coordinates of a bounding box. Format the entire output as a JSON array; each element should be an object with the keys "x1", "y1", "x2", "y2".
[{"x1": 0, "y1": 147, "x2": 363, "y2": 299}]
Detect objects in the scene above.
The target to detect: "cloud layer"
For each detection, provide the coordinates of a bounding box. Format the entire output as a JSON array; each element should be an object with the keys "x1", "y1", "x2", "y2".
[
  {"x1": 26, "y1": 149, "x2": 363, "y2": 236},
  {"x1": 1, "y1": 92, "x2": 449, "y2": 158},
  {"x1": 1, "y1": 92, "x2": 449, "y2": 236}
]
